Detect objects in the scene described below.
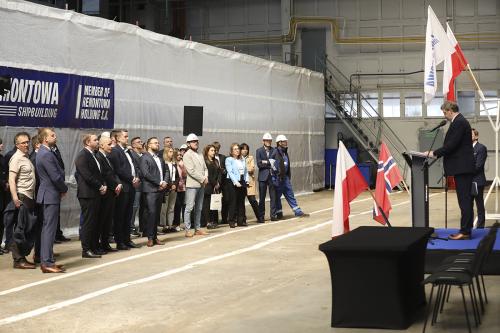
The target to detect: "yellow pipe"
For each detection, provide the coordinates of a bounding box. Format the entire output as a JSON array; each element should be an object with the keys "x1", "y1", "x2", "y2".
[{"x1": 200, "y1": 16, "x2": 500, "y2": 46}]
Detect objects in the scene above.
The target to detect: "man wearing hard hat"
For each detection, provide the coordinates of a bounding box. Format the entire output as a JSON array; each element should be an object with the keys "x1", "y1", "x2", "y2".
[
  {"x1": 256, "y1": 133, "x2": 277, "y2": 221},
  {"x1": 182, "y1": 133, "x2": 209, "y2": 237},
  {"x1": 270, "y1": 135, "x2": 309, "y2": 218}
]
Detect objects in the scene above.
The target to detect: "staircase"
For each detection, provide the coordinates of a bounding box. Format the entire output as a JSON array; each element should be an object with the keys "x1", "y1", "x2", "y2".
[{"x1": 319, "y1": 56, "x2": 410, "y2": 184}]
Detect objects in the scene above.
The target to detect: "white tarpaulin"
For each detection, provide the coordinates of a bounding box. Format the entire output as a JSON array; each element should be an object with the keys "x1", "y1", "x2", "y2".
[{"x1": 0, "y1": 0, "x2": 325, "y2": 232}]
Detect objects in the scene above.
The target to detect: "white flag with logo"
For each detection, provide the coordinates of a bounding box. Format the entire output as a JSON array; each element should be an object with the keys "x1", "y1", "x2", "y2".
[{"x1": 424, "y1": 6, "x2": 455, "y2": 104}]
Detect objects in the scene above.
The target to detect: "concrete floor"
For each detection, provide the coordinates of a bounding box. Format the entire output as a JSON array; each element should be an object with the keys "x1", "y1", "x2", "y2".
[{"x1": 0, "y1": 189, "x2": 499, "y2": 333}]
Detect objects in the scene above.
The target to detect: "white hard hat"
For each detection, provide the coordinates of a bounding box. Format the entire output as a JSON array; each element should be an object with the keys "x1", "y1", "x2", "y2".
[
  {"x1": 179, "y1": 144, "x2": 188, "y2": 150},
  {"x1": 276, "y1": 134, "x2": 288, "y2": 142},
  {"x1": 186, "y1": 133, "x2": 199, "y2": 142},
  {"x1": 262, "y1": 132, "x2": 273, "y2": 141}
]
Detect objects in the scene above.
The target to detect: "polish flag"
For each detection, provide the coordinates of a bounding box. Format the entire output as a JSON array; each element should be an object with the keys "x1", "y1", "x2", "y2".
[
  {"x1": 332, "y1": 141, "x2": 368, "y2": 238},
  {"x1": 373, "y1": 142, "x2": 403, "y2": 225},
  {"x1": 443, "y1": 23, "x2": 468, "y2": 102}
]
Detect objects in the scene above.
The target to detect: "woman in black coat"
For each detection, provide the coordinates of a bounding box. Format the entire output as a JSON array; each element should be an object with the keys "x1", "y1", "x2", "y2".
[{"x1": 202, "y1": 144, "x2": 221, "y2": 229}]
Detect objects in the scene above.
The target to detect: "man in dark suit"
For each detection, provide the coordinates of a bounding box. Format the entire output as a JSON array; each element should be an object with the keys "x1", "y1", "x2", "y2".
[
  {"x1": 256, "y1": 133, "x2": 277, "y2": 221},
  {"x1": 108, "y1": 129, "x2": 141, "y2": 250},
  {"x1": 128, "y1": 136, "x2": 143, "y2": 236},
  {"x1": 29, "y1": 135, "x2": 43, "y2": 263},
  {"x1": 51, "y1": 143, "x2": 71, "y2": 243},
  {"x1": 471, "y1": 128, "x2": 487, "y2": 228},
  {"x1": 429, "y1": 101, "x2": 475, "y2": 240},
  {"x1": 140, "y1": 137, "x2": 167, "y2": 247},
  {"x1": 36, "y1": 128, "x2": 68, "y2": 273},
  {"x1": 95, "y1": 135, "x2": 121, "y2": 253},
  {"x1": 75, "y1": 134, "x2": 107, "y2": 258}
]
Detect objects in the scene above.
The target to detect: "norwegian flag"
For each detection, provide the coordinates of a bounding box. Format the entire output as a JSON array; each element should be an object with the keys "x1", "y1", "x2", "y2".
[{"x1": 373, "y1": 142, "x2": 403, "y2": 224}]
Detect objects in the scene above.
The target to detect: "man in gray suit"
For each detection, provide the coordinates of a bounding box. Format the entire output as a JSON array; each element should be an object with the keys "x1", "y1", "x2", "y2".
[
  {"x1": 140, "y1": 137, "x2": 168, "y2": 247},
  {"x1": 36, "y1": 128, "x2": 68, "y2": 273}
]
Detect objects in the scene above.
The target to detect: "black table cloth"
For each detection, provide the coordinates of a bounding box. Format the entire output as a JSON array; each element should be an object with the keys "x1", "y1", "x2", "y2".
[{"x1": 319, "y1": 226, "x2": 434, "y2": 329}]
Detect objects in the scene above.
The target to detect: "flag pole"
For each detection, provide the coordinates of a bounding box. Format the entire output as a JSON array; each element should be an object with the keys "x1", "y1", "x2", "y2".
[{"x1": 366, "y1": 188, "x2": 392, "y2": 227}]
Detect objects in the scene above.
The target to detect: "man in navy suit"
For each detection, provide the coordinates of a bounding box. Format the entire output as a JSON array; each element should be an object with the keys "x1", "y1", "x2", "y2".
[
  {"x1": 36, "y1": 128, "x2": 68, "y2": 273},
  {"x1": 140, "y1": 137, "x2": 168, "y2": 247},
  {"x1": 429, "y1": 102, "x2": 475, "y2": 240},
  {"x1": 108, "y1": 129, "x2": 141, "y2": 250},
  {"x1": 471, "y1": 128, "x2": 487, "y2": 228},
  {"x1": 75, "y1": 134, "x2": 107, "y2": 258},
  {"x1": 256, "y1": 133, "x2": 277, "y2": 221}
]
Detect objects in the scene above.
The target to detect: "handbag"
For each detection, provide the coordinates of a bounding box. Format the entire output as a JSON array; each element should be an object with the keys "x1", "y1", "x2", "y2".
[{"x1": 210, "y1": 190, "x2": 222, "y2": 211}]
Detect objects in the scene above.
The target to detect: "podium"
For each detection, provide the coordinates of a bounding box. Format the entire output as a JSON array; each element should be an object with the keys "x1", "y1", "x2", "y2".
[{"x1": 403, "y1": 151, "x2": 431, "y2": 227}]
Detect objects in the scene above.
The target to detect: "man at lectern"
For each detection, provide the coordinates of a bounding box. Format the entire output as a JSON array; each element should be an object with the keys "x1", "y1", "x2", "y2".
[
  {"x1": 471, "y1": 128, "x2": 487, "y2": 228},
  {"x1": 426, "y1": 101, "x2": 475, "y2": 240}
]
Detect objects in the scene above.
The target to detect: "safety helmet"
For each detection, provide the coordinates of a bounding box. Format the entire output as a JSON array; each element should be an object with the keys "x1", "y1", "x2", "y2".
[
  {"x1": 276, "y1": 134, "x2": 288, "y2": 142},
  {"x1": 262, "y1": 133, "x2": 273, "y2": 141},
  {"x1": 179, "y1": 144, "x2": 188, "y2": 150},
  {"x1": 186, "y1": 133, "x2": 199, "y2": 142}
]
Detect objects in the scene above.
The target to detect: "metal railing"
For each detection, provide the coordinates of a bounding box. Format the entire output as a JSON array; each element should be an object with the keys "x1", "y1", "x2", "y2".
[{"x1": 320, "y1": 56, "x2": 409, "y2": 183}]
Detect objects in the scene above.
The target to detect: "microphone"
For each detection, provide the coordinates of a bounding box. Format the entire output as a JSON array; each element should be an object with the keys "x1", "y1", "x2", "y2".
[{"x1": 429, "y1": 120, "x2": 447, "y2": 132}]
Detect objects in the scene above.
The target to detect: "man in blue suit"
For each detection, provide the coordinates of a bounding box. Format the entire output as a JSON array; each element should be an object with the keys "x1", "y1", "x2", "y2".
[
  {"x1": 36, "y1": 128, "x2": 68, "y2": 273},
  {"x1": 140, "y1": 137, "x2": 168, "y2": 246},
  {"x1": 471, "y1": 128, "x2": 487, "y2": 228},
  {"x1": 256, "y1": 133, "x2": 277, "y2": 221}
]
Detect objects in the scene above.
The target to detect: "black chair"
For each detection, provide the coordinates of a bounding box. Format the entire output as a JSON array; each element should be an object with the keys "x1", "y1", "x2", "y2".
[{"x1": 422, "y1": 229, "x2": 497, "y2": 333}]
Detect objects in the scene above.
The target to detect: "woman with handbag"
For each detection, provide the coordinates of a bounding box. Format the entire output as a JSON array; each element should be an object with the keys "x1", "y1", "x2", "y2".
[
  {"x1": 173, "y1": 146, "x2": 188, "y2": 231},
  {"x1": 202, "y1": 144, "x2": 221, "y2": 229},
  {"x1": 161, "y1": 147, "x2": 180, "y2": 233},
  {"x1": 225, "y1": 143, "x2": 249, "y2": 228}
]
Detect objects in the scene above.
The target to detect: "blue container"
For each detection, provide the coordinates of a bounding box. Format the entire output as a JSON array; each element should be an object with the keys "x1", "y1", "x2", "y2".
[{"x1": 325, "y1": 148, "x2": 358, "y2": 187}]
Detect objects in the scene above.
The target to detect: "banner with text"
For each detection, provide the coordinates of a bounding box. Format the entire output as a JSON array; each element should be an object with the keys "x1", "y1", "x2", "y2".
[{"x1": 0, "y1": 66, "x2": 114, "y2": 128}]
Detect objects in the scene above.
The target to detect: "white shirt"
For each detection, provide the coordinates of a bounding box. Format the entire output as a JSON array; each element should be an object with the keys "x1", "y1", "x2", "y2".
[
  {"x1": 235, "y1": 158, "x2": 245, "y2": 175},
  {"x1": 167, "y1": 161, "x2": 175, "y2": 182},
  {"x1": 152, "y1": 152, "x2": 163, "y2": 181},
  {"x1": 122, "y1": 145, "x2": 136, "y2": 177},
  {"x1": 86, "y1": 147, "x2": 101, "y2": 171}
]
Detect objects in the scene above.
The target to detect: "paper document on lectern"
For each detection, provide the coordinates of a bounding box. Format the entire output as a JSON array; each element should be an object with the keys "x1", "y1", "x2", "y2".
[{"x1": 407, "y1": 151, "x2": 436, "y2": 159}]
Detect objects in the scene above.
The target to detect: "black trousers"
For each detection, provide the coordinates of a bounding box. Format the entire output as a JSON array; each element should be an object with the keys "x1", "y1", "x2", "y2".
[
  {"x1": 114, "y1": 190, "x2": 130, "y2": 245},
  {"x1": 226, "y1": 177, "x2": 247, "y2": 224},
  {"x1": 247, "y1": 195, "x2": 260, "y2": 222},
  {"x1": 474, "y1": 185, "x2": 485, "y2": 228},
  {"x1": 174, "y1": 191, "x2": 185, "y2": 226},
  {"x1": 258, "y1": 179, "x2": 276, "y2": 219},
  {"x1": 79, "y1": 197, "x2": 101, "y2": 252},
  {"x1": 454, "y1": 173, "x2": 474, "y2": 234},
  {"x1": 144, "y1": 192, "x2": 163, "y2": 240},
  {"x1": 201, "y1": 193, "x2": 219, "y2": 227},
  {"x1": 11, "y1": 194, "x2": 35, "y2": 263},
  {"x1": 98, "y1": 191, "x2": 115, "y2": 248}
]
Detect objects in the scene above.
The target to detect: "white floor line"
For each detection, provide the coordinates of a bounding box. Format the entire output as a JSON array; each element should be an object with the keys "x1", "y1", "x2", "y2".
[
  {"x1": 0, "y1": 191, "x2": 426, "y2": 326},
  {"x1": 0, "y1": 190, "x2": 407, "y2": 297}
]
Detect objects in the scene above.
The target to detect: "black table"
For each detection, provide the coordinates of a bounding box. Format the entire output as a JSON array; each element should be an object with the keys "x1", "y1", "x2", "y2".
[{"x1": 319, "y1": 226, "x2": 434, "y2": 329}]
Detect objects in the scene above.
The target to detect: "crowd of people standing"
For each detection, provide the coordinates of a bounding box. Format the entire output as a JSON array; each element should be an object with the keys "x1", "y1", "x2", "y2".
[{"x1": 0, "y1": 130, "x2": 309, "y2": 273}]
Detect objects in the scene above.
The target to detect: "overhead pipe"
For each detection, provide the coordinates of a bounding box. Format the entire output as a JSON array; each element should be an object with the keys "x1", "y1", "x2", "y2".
[{"x1": 200, "y1": 16, "x2": 500, "y2": 47}]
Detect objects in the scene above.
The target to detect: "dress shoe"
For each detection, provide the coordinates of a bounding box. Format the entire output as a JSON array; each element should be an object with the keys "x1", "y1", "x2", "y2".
[
  {"x1": 257, "y1": 219, "x2": 265, "y2": 223},
  {"x1": 194, "y1": 229, "x2": 208, "y2": 236},
  {"x1": 13, "y1": 261, "x2": 36, "y2": 269},
  {"x1": 103, "y1": 245, "x2": 118, "y2": 252},
  {"x1": 270, "y1": 216, "x2": 278, "y2": 221},
  {"x1": 448, "y1": 233, "x2": 471, "y2": 240},
  {"x1": 236, "y1": 222, "x2": 248, "y2": 227},
  {"x1": 54, "y1": 239, "x2": 62, "y2": 244},
  {"x1": 82, "y1": 250, "x2": 101, "y2": 258},
  {"x1": 116, "y1": 243, "x2": 130, "y2": 250},
  {"x1": 147, "y1": 239, "x2": 154, "y2": 247},
  {"x1": 94, "y1": 249, "x2": 107, "y2": 255},
  {"x1": 41, "y1": 264, "x2": 65, "y2": 273},
  {"x1": 277, "y1": 213, "x2": 284, "y2": 219},
  {"x1": 56, "y1": 235, "x2": 71, "y2": 242},
  {"x1": 185, "y1": 231, "x2": 194, "y2": 238},
  {"x1": 154, "y1": 238, "x2": 165, "y2": 245},
  {"x1": 229, "y1": 222, "x2": 236, "y2": 228},
  {"x1": 126, "y1": 241, "x2": 141, "y2": 249},
  {"x1": 33, "y1": 256, "x2": 41, "y2": 264}
]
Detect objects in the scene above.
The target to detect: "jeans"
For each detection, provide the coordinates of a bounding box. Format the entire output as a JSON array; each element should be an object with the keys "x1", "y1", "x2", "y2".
[
  {"x1": 184, "y1": 187, "x2": 204, "y2": 231},
  {"x1": 275, "y1": 176, "x2": 303, "y2": 216}
]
